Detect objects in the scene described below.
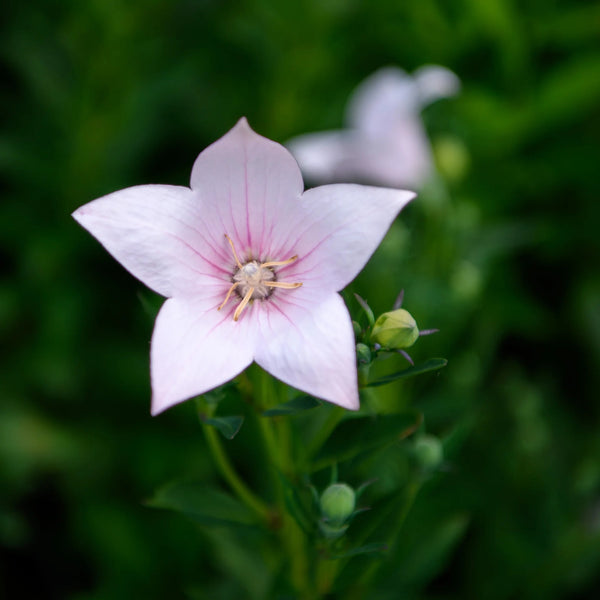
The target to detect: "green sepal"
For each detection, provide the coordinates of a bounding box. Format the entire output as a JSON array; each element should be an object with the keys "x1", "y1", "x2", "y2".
[
  {"x1": 354, "y1": 293, "x2": 375, "y2": 327},
  {"x1": 147, "y1": 481, "x2": 259, "y2": 528},
  {"x1": 313, "y1": 412, "x2": 423, "y2": 470},
  {"x1": 366, "y1": 358, "x2": 448, "y2": 388},
  {"x1": 262, "y1": 395, "x2": 321, "y2": 417}
]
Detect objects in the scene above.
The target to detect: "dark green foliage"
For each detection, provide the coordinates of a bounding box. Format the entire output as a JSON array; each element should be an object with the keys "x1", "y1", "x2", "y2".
[{"x1": 1, "y1": 0, "x2": 599, "y2": 598}]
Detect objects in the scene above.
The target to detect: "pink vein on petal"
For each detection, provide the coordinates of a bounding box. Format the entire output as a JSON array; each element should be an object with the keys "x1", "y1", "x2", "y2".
[{"x1": 244, "y1": 145, "x2": 252, "y2": 250}]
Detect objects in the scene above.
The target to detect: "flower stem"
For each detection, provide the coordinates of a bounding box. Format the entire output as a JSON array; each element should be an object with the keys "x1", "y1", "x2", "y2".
[
  {"x1": 252, "y1": 369, "x2": 311, "y2": 597},
  {"x1": 201, "y1": 421, "x2": 271, "y2": 524}
]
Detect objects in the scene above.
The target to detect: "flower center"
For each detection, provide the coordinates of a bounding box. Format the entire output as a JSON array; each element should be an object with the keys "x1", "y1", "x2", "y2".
[
  {"x1": 218, "y1": 234, "x2": 303, "y2": 321},
  {"x1": 233, "y1": 261, "x2": 276, "y2": 301}
]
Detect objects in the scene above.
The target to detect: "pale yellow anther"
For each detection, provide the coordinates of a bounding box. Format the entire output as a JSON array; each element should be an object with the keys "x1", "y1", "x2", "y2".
[
  {"x1": 260, "y1": 255, "x2": 298, "y2": 268},
  {"x1": 233, "y1": 287, "x2": 254, "y2": 321},
  {"x1": 217, "y1": 282, "x2": 240, "y2": 311},
  {"x1": 264, "y1": 281, "x2": 303, "y2": 289},
  {"x1": 220, "y1": 234, "x2": 303, "y2": 321},
  {"x1": 224, "y1": 234, "x2": 243, "y2": 269}
]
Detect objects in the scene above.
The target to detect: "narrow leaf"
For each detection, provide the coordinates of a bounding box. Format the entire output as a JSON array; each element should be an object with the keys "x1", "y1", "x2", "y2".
[
  {"x1": 367, "y1": 358, "x2": 448, "y2": 388},
  {"x1": 331, "y1": 542, "x2": 388, "y2": 559},
  {"x1": 276, "y1": 471, "x2": 315, "y2": 535},
  {"x1": 202, "y1": 415, "x2": 244, "y2": 439},
  {"x1": 147, "y1": 481, "x2": 258, "y2": 527},
  {"x1": 263, "y1": 396, "x2": 321, "y2": 417},
  {"x1": 314, "y1": 412, "x2": 423, "y2": 470}
]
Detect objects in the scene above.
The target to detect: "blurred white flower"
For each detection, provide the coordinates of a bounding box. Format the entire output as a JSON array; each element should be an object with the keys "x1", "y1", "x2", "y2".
[{"x1": 287, "y1": 65, "x2": 460, "y2": 189}]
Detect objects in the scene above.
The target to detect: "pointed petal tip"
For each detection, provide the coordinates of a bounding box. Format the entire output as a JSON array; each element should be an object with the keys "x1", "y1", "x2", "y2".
[
  {"x1": 232, "y1": 116, "x2": 253, "y2": 135},
  {"x1": 345, "y1": 397, "x2": 361, "y2": 411},
  {"x1": 150, "y1": 393, "x2": 181, "y2": 417}
]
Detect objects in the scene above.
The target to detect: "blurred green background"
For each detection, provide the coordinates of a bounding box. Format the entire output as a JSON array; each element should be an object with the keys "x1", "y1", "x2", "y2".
[{"x1": 1, "y1": 0, "x2": 599, "y2": 598}]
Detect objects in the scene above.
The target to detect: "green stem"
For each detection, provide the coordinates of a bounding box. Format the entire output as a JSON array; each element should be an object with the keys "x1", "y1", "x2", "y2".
[
  {"x1": 254, "y1": 370, "x2": 311, "y2": 598},
  {"x1": 201, "y1": 421, "x2": 271, "y2": 523}
]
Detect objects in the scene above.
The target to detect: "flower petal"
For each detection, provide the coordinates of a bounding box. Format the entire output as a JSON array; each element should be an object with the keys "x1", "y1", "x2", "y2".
[
  {"x1": 285, "y1": 130, "x2": 362, "y2": 184},
  {"x1": 190, "y1": 117, "x2": 304, "y2": 260},
  {"x1": 346, "y1": 67, "x2": 419, "y2": 135},
  {"x1": 150, "y1": 296, "x2": 257, "y2": 415},
  {"x1": 73, "y1": 185, "x2": 229, "y2": 298},
  {"x1": 255, "y1": 293, "x2": 359, "y2": 410},
  {"x1": 413, "y1": 65, "x2": 461, "y2": 106},
  {"x1": 269, "y1": 184, "x2": 415, "y2": 294}
]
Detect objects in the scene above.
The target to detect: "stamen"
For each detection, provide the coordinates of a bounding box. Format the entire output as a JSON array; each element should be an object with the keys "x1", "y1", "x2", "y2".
[
  {"x1": 233, "y1": 287, "x2": 254, "y2": 321},
  {"x1": 264, "y1": 281, "x2": 303, "y2": 289},
  {"x1": 260, "y1": 255, "x2": 298, "y2": 268},
  {"x1": 217, "y1": 282, "x2": 240, "y2": 311},
  {"x1": 224, "y1": 234, "x2": 243, "y2": 269}
]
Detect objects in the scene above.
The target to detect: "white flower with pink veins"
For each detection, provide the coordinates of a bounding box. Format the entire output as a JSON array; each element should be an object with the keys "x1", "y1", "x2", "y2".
[
  {"x1": 287, "y1": 65, "x2": 460, "y2": 189},
  {"x1": 73, "y1": 119, "x2": 414, "y2": 415}
]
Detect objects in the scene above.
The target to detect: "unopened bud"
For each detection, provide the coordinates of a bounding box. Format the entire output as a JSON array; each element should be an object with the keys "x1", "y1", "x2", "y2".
[
  {"x1": 320, "y1": 483, "x2": 356, "y2": 527},
  {"x1": 356, "y1": 343, "x2": 371, "y2": 365},
  {"x1": 433, "y1": 135, "x2": 470, "y2": 183},
  {"x1": 414, "y1": 435, "x2": 444, "y2": 471},
  {"x1": 371, "y1": 309, "x2": 419, "y2": 349}
]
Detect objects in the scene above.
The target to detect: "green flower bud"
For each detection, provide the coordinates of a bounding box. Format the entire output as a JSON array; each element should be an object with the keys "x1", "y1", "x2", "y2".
[
  {"x1": 371, "y1": 309, "x2": 419, "y2": 349},
  {"x1": 433, "y1": 135, "x2": 470, "y2": 183},
  {"x1": 320, "y1": 483, "x2": 356, "y2": 527},
  {"x1": 413, "y1": 435, "x2": 444, "y2": 471},
  {"x1": 352, "y1": 320, "x2": 362, "y2": 337},
  {"x1": 356, "y1": 343, "x2": 371, "y2": 365}
]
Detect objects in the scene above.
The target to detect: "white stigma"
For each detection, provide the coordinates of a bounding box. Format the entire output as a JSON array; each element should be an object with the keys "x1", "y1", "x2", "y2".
[
  {"x1": 218, "y1": 234, "x2": 303, "y2": 321},
  {"x1": 233, "y1": 261, "x2": 276, "y2": 300}
]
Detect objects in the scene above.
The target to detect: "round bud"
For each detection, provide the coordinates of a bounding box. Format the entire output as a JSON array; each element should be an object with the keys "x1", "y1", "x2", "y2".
[
  {"x1": 320, "y1": 483, "x2": 356, "y2": 526},
  {"x1": 356, "y1": 343, "x2": 372, "y2": 365},
  {"x1": 413, "y1": 435, "x2": 444, "y2": 471},
  {"x1": 371, "y1": 309, "x2": 419, "y2": 349}
]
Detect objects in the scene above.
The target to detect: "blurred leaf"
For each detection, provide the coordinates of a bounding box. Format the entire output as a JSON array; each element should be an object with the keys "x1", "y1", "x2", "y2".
[
  {"x1": 201, "y1": 382, "x2": 238, "y2": 407},
  {"x1": 314, "y1": 412, "x2": 423, "y2": 470},
  {"x1": 397, "y1": 513, "x2": 470, "y2": 590},
  {"x1": 147, "y1": 481, "x2": 258, "y2": 528},
  {"x1": 276, "y1": 471, "x2": 315, "y2": 534},
  {"x1": 263, "y1": 396, "x2": 321, "y2": 417},
  {"x1": 332, "y1": 542, "x2": 388, "y2": 559},
  {"x1": 201, "y1": 415, "x2": 244, "y2": 440},
  {"x1": 366, "y1": 358, "x2": 448, "y2": 388}
]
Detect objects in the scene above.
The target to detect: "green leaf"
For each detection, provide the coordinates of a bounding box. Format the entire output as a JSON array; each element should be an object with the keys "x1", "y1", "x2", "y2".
[
  {"x1": 262, "y1": 395, "x2": 321, "y2": 417},
  {"x1": 331, "y1": 542, "x2": 388, "y2": 559},
  {"x1": 275, "y1": 471, "x2": 315, "y2": 535},
  {"x1": 314, "y1": 412, "x2": 423, "y2": 470},
  {"x1": 201, "y1": 381, "x2": 238, "y2": 406},
  {"x1": 201, "y1": 415, "x2": 244, "y2": 439},
  {"x1": 366, "y1": 358, "x2": 448, "y2": 388},
  {"x1": 147, "y1": 481, "x2": 259, "y2": 528}
]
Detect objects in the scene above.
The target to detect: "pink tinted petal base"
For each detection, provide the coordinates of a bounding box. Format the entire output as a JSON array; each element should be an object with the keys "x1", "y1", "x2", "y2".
[
  {"x1": 254, "y1": 293, "x2": 359, "y2": 410},
  {"x1": 191, "y1": 118, "x2": 304, "y2": 260},
  {"x1": 151, "y1": 296, "x2": 257, "y2": 415}
]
